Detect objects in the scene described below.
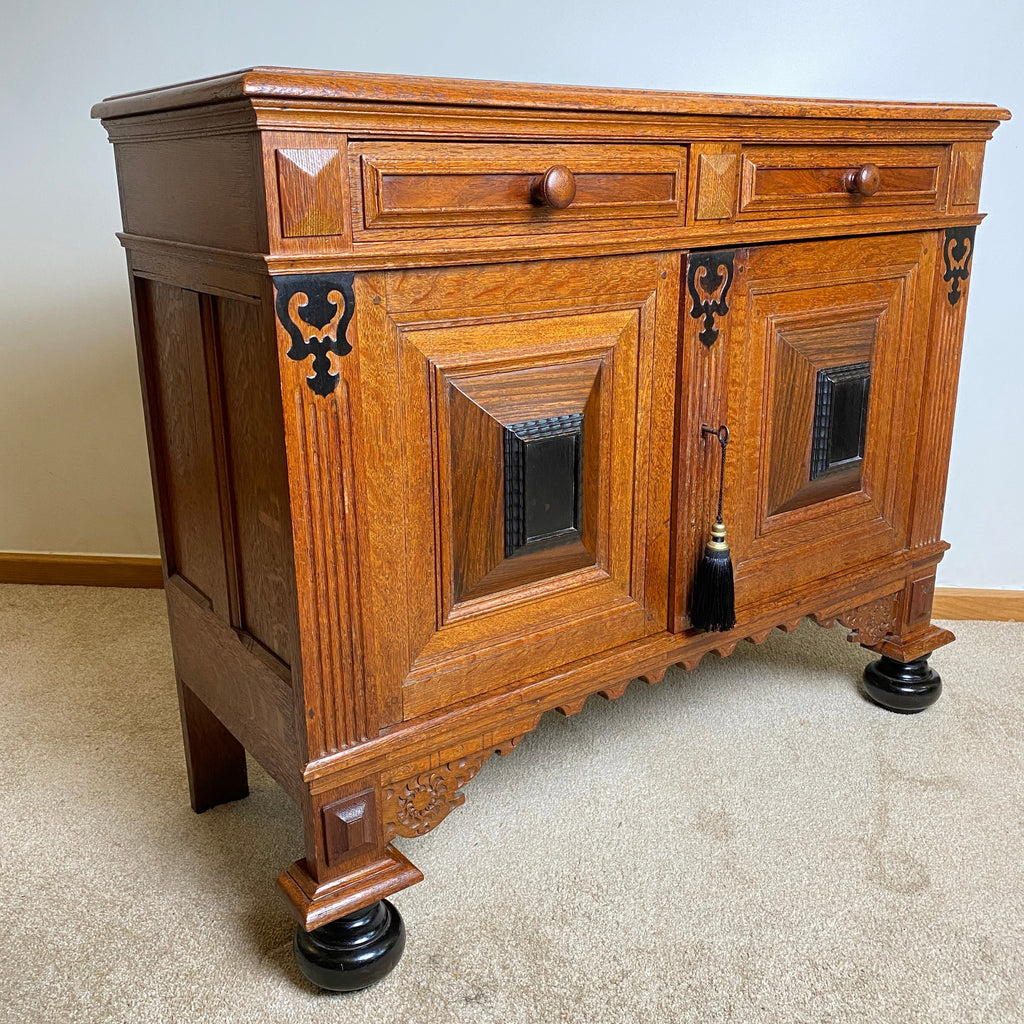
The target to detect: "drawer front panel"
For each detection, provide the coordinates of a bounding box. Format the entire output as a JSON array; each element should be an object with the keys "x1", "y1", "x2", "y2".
[
  {"x1": 739, "y1": 145, "x2": 948, "y2": 218},
  {"x1": 351, "y1": 142, "x2": 687, "y2": 239}
]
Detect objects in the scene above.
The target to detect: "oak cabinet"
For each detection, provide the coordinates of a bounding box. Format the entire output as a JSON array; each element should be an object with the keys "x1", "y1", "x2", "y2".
[{"x1": 93, "y1": 69, "x2": 1007, "y2": 990}]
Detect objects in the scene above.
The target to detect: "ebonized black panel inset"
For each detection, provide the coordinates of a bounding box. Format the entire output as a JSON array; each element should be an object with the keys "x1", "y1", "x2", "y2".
[
  {"x1": 504, "y1": 414, "x2": 584, "y2": 558},
  {"x1": 687, "y1": 249, "x2": 735, "y2": 347},
  {"x1": 274, "y1": 272, "x2": 356, "y2": 396},
  {"x1": 943, "y1": 226, "x2": 976, "y2": 307},
  {"x1": 811, "y1": 362, "x2": 871, "y2": 480}
]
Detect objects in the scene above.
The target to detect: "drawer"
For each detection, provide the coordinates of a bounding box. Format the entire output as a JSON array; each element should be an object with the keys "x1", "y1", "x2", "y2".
[
  {"x1": 738, "y1": 145, "x2": 949, "y2": 218},
  {"x1": 350, "y1": 142, "x2": 687, "y2": 239}
]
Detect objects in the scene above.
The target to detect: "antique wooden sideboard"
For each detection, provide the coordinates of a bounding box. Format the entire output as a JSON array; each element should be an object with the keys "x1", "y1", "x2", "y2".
[{"x1": 93, "y1": 69, "x2": 1008, "y2": 989}]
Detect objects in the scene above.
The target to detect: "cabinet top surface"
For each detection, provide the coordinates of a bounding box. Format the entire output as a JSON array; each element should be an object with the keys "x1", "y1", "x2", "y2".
[{"x1": 91, "y1": 65, "x2": 1010, "y2": 124}]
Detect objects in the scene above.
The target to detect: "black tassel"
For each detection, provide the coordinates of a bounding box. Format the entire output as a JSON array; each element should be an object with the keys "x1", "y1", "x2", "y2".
[
  {"x1": 690, "y1": 520, "x2": 735, "y2": 632},
  {"x1": 691, "y1": 425, "x2": 736, "y2": 632}
]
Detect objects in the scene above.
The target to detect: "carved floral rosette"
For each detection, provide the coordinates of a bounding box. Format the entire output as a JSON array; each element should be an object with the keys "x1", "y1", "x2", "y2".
[
  {"x1": 380, "y1": 734, "x2": 526, "y2": 841},
  {"x1": 381, "y1": 755, "x2": 489, "y2": 840},
  {"x1": 815, "y1": 594, "x2": 897, "y2": 646}
]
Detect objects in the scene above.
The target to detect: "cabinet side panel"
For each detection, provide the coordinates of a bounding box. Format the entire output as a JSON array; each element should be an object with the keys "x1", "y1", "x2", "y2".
[
  {"x1": 216, "y1": 294, "x2": 300, "y2": 667},
  {"x1": 136, "y1": 278, "x2": 232, "y2": 616},
  {"x1": 135, "y1": 276, "x2": 303, "y2": 792},
  {"x1": 165, "y1": 577, "x2": 303, "y2": 802},
  {"x1": 114, "y1": 133, "x2": 267, "y2": 251}
]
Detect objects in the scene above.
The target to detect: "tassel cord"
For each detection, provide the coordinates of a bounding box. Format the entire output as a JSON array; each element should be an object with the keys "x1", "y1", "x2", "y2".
[
  {"x1": 715, "y1": 428, "x2": 727, "y2": 523},
  {"x1": 702, "y1": 424, "x2": 730, "y2": 524}
]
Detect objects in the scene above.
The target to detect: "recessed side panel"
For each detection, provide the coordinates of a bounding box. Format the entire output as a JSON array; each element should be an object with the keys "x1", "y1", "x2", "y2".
[
  {"x1": 215, "y1": 293, "x2": 299, "y2": 667},
  {"x1": 135, "y1": 278, "x2": 232, "y2": 619}
]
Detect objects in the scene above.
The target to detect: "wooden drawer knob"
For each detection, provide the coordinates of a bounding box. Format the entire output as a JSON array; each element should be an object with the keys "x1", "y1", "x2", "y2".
[
  {"x1": 843, "y1": 163, "x2": 881, "y2": 197},
  {"x1": 530, "y1": 165, "x2": 577, "y2": 209}
]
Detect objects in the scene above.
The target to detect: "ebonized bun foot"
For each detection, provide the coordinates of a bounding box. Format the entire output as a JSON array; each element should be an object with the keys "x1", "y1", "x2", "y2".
[
  {"x1": 863, "y1": 654, "x2": 941, "y2": 714},
  {"x1": 293, "y1": 899, "x2": 405, "y2": 992}
]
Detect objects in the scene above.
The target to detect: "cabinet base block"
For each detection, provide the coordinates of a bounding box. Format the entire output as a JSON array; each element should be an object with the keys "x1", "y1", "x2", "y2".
[
  {"x1": 277, "y1": 846, "x2": 423, "y2": 932},
  {"x1": 866, "y1": 622, "x2": 955, "y2": 663},
  {"x1": 293, "y1": 899, "x2": 406, "y2": 992},
  {"x1": 863, "y1": 654, "x2": 942, "y2": 714}
]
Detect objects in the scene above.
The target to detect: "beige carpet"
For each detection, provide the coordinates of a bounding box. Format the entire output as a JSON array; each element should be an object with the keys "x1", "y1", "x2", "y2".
[{"x1": 1, "y1": 583, "x2": 1022, "y2": 1023}]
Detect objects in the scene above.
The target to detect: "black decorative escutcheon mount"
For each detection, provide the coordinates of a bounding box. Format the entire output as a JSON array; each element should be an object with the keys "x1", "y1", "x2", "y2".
[
  {"x1": 687, "y1": 249, "x2": 735, "y2": 347},
  {"x1": 275, "y1": 272, "x2": 356, "y2": 396},
  {"x1": 943, "y1": 227, "x2": 976, "y2": 307}
]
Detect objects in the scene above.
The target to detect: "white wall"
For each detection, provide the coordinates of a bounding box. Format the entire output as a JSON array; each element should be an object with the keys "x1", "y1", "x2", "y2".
[{"x1": 2, "y1": 0, "x2": 1021, "y2": 587}]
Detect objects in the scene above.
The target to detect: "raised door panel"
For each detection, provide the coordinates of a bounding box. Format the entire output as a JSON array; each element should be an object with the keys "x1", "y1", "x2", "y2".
[
  {"x1": 673, "y1": 234, "x2": 936, "y2": 629},
  {"x1": 357, "y1": 254, "x2": 679, "y2": 719},
  {"x1": 728, "y1": 234, "x2": 936, "y2": 615}
]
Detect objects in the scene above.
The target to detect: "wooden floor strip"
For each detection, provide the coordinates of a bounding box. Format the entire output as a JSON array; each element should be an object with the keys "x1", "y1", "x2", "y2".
[
  {"x1": 0, "y1": 552, "x2": 1020, "y2": 618},
  {"x1": 933, "y1": 587, "x2": 1024, "y2": 622},
  {"x1": 0, "y1": 553, "x2": 163, "y2": 588}
]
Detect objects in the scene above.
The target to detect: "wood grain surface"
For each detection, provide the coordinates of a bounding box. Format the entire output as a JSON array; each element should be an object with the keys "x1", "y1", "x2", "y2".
[{"x1": 91, "y1": 67, "x2": 1010, "y2": 123}]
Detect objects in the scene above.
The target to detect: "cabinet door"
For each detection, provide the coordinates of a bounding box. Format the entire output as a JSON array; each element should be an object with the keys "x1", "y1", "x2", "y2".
[
  {"x1": 358, "y1": 253, "x2": 678, "y2": 719},
  {"x1": 676, "y1": 233, "x2": 937, "y2": 626}
]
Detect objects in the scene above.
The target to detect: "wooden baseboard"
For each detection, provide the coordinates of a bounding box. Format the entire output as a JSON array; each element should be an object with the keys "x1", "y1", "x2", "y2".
[
  {"x1": 0, "y1": 552, "x2": 163, "y2": 588},
  {"x1": 933, "y1": 587, "x2": 1024, "y2": 622},
  {"x1": 0, "y1": 554, "x2": 1019, "y2": 618}
]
